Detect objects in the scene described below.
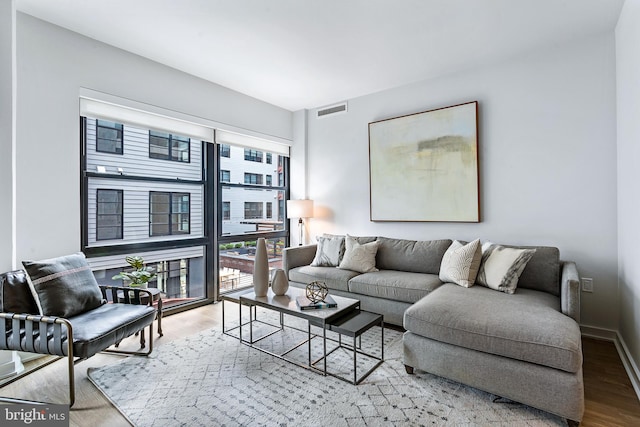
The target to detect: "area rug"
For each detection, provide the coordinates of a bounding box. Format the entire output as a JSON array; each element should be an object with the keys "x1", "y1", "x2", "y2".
[{"x1": 88, "y1": 311, "x2": 567, "y2": 427}]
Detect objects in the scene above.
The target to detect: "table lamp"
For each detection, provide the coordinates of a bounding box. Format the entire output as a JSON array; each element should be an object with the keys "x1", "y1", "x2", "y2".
[{"x1": 286, "y1": 199, "x2": 314, "y2": 246}]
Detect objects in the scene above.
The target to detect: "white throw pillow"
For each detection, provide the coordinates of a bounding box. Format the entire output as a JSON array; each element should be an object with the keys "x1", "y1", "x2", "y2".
[
  {"x1": 310, "y1": 235, "x2": 345, "y2": 267},
  {"x1": 338, "y1": 235, "x2": 379, "y2": 273},
  {"x1": 439, "y1": 239, "x2": 482, "y2": 287},
  {"x1": 476, "y1": 242, "x2": 536, "y2": 294}
]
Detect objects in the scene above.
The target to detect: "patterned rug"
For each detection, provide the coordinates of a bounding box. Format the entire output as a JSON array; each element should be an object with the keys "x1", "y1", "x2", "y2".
[{"x1": 88, "y1": 310, "x2": 567, "y2": 426}]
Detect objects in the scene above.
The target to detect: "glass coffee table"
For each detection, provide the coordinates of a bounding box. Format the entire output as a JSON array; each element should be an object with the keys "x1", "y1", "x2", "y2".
[{"x1": 237, "y1": 287, "x2": 384, "y2": 385}]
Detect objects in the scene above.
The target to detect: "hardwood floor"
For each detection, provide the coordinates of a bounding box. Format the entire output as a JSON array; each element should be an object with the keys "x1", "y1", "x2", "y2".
[{"x1": 2, "y1": 302, "x2": 639, "y2": 426}]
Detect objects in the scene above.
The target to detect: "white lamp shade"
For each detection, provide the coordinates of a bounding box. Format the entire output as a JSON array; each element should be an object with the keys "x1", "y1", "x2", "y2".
[{"x1": 287, "y1": 199, "x2": 314, "y2": 219}]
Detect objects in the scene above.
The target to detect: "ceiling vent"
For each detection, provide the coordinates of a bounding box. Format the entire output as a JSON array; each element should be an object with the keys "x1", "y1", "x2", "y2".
[{"x1": 316, "y1": 102, "x2": 348, "y2": 118}]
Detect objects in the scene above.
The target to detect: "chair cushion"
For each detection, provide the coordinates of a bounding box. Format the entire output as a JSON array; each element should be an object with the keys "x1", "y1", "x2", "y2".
[
  {"x1": 404, "y1": 284, "x2": 582, "y2": 373},
  {"x1": 22, "y1": 252, "x2": 105, "y2": 317},
  {"x1": 69, "y1": 303, "x2": 156, "y2": 359},
  {"x1": 348, "y1": 270, "x2": 442, "y2": 303},
  {"x1": 288, "y1": 266, "x2": 361, "y2": 292},
  {"x1": 375, "y1": 237, "x2": 452, "y2": 274}
]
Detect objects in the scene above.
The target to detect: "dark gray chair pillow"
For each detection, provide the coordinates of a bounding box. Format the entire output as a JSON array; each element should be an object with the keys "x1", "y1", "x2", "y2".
[
  {"x1": 22, "y1": 252, "x2": 105, "y2": 318},
  {"x1": 0, "y1": 269, "x2": 40, "y2": 332},
  {"x1": 0, "y1": 269, "x2": 39, "y2": 315}
]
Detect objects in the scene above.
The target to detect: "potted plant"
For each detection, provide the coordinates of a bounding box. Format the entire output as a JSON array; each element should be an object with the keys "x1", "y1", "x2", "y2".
[{"x1": 112, "y1": 255, "x2": 157, "y2": 288}]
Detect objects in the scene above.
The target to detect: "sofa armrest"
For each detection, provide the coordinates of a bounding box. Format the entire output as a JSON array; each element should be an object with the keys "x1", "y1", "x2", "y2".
[
  {"x1": 283, "y1": 245, "x2": 317, "y2": 275},
  {"x1": 560, "y1": 261, "x2": 580, "y2": 323}
]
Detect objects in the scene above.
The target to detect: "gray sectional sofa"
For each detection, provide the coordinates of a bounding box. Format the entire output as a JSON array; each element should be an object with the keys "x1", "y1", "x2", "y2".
[{"x1": 282, "y1": 235, "x2": 584, "y2": 424}]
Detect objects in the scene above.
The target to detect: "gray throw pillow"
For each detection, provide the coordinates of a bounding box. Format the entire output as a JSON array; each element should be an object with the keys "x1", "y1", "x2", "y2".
[
  {"x1": 22, "y1": 252, "x2": 105, "y2": 317},
  {"x1": 310, "y1": 235, "x2": 345, "y2": 267}
]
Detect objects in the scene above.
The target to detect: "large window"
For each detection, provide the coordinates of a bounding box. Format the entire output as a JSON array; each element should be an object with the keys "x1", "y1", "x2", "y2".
[
  {"x1": 82, "y1": 103, "x2": 290, "y2": 309},
  {"x1": 149, "y1": 130, "x2": 190, "y2": 162},
  {"x1": 96, "y1": 189, "x2": 123, "y2": 240},
  {"x1": 217, "y1": 142, "x2": 289, "y2": 295},
  {"x1": 96, "y1": 120, "x2": 123, "y2": 154},
  {"x1": 150, "y1": 192, "x2": 190, "y2": 236},
  {"x1": 82, "y1": 114, "x2": 207, "y2": 311}
]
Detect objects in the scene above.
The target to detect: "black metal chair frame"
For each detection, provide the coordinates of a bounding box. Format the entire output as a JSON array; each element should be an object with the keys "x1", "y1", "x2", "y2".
[{"x1": 0, "y1": 285, "x2": 156, "y2": 407}]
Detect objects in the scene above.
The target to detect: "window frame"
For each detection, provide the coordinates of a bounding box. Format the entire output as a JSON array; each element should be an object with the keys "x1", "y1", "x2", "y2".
[
  {"x1": 244, "y1": 201, "x2": 263, "y2": 220},
  {"x1": 244, "y1": 172, "x2": 263, "y2": 185},
  {"x1": 149, "y1": 130, "x2": 191, "y2": 163},
  {"x1": 96, "y1": 188, "x2": 123, "y2": 240},
  {"x1": 222, "y1": 201, "x2": 231, "y2": 221},
  {"x1": 96, "y1": 119, "x2": 124, "y2": 155},
  {"x1": 266, "y1": 201, "x2": 273, "y2": 219},
  {"x1": 149, "y1": 191, "x2": 191, "y2": 237},
  {"x1": 244, "y1": 149, "x2": 263, "y2": 163}
]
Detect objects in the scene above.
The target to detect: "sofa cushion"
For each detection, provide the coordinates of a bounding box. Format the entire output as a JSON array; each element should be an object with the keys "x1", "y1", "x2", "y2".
[
  {"x1": 404, "y1": 284, "x2": 582, "y2": 373},
  {"x1": 22, "y1": 252, "x2": 105, "y2": 317},
  {"x1": 439, "y1": 239, "x2": 482, "y2": 288},
  {"x1": 375, "y1": 237, "x2": 452, "y2": 274},
  {"x1": 288, "y1": 266, "x2": 361, "y2": 292},
  {"x1": 348, "y1": 270, "x2": 443, "y2": 304},
  {"x1": 338, "y1": 235, "x2": 380, "y2": 273},
  {"x1": 476, "y1": 243, "x2": 536, "y2": 294}
]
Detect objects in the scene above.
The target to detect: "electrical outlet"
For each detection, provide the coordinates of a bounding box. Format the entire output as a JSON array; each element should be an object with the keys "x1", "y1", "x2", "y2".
[{"x1": 581, "y1": 278, "x2": 593, "y2": 293}]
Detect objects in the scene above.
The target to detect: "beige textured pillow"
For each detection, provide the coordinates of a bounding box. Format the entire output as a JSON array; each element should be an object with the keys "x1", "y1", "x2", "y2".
[
  {"x1": 439, "y1": 239, "x2": 482, "y2": 287},
  {"x1": 338, "y1": 235, "x2": 379, "y2": 273},
  {"x1": 476, "y1": 242, "x2": 536, "y2": 294}
]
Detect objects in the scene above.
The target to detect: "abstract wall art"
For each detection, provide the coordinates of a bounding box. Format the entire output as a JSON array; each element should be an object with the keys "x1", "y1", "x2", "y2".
[{"x1": 368, "y1": 101, "x2": 480, "y2": 222}]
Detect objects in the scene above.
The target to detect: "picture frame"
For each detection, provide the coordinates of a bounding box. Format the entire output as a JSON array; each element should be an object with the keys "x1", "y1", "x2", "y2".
[{"x1": 368, "y1": 101, "x2": 480, "y2": 222}]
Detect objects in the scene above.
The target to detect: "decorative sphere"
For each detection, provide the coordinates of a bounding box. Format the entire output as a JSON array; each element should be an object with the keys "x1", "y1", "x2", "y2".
[{"x1": 306, "y1": 281, "x2": 328, "y2": 303}]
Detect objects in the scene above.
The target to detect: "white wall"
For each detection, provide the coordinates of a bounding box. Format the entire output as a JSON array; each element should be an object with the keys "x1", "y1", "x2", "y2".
[
  {"x1": 616, "y1": 0, "x2": 640, "y2": 378},
  {"x1": 303, "y1": 33, "x2": 618, "y2": 329},
  {"x1": 14, "y1": 13, "x2": 292, "y2": 263},
  {"x1": 0, "y1": 0, "x2": 15, "y2": 272}
]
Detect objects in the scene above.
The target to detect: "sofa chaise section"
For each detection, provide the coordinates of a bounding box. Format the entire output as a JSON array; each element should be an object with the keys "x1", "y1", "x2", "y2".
[{"x1": 403, "y1": 249, "x2": 584, "y2": 423}]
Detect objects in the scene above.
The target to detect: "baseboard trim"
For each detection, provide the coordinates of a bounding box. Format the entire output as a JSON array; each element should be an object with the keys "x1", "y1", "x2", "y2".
[{"x1": 581, "y1": 325, "x2": 640, "y2": 400}]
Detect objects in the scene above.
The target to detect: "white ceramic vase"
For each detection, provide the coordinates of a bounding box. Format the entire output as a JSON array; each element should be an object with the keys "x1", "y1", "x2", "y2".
[
  {"x1": 253, "y1": 238, "x2": 269, "y2": 297},
  {"x1": 271, "y1": 269, "x2": 289, "y2": 296}
]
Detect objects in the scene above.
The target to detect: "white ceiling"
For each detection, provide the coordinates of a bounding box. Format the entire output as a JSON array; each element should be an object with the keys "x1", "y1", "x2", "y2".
[{"x1": 16, "y1": 0, "x2": 624, "y2": 111}]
